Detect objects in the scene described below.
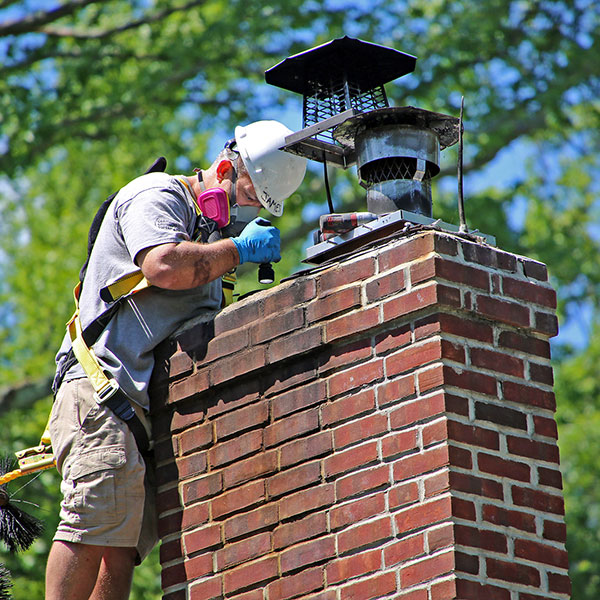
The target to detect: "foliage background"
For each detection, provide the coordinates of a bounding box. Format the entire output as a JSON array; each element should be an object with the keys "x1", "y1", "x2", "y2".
[{"x1": 1, "y1": 0, "x2": 599, "y2": 598}]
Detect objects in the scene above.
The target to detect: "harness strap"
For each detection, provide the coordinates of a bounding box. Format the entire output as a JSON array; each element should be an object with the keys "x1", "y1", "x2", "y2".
[{"x1": 66, "y1": 283, "x2": 150, "y2": 454}]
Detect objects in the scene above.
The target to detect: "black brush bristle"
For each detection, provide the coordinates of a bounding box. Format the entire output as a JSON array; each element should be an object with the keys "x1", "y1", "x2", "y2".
[
  {"x1": 0, "y1": 564, "x2": 12, "y2": 600},
  {"x1": 0, "y1": 458, "x2": 44, "y2": 552}
]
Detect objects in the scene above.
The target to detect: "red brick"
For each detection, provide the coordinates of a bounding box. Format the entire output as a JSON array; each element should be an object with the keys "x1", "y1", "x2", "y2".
[
  {"x1": 476, "y1": 295, "x2": 530, "y2": 328},
  {"x1": 327, "y1": 548, "x2": 382, "y2": 584},
  {"x1": 189, "y1": 575, "x2": 222, "y2": 600},
  {"x1": 330, "y1": 493, "x2": 387, "y2": 530},
  {"x1": 377, "y1": 375, "x2": 415, "y2": 408},
  {"x1": 320, "y1": 257, "x2": 376, "y2": 293},
  {"x1": 267, "y1": 461, "x2": 321, "y2": 499},
  {"x1": 436, "y1": 312, "x2": 494, "y2": 343},
  {"x1": 390, "y1": 392, "x2": 445, "y2": 428},
  {"x1": 280, "y1": 484, "x2": 335, "y2": 520},
  {"x1": 223, "y1": 555, "x2": 278, "y2": 595},
  {"x1": 482, "y1": 504, "x2": 536, "y2": 533},
  {"x1": 208, "y1": 429, "x2": 262, "y2": 468},
  {"x1": 498, "y1": 330, "x2": 551, "y2": 359},
  {"x1": 422, "y1": 419, "x2": 448, "y2": 448},
  {"x1": 186, "y1": 552, "x2": 214, "y2": 579},
  {"x1": 447, "y1": 420, "x2": 499, "y2": 450},
  {"x1": 178, "y1": 423, "x2": 213, "y2": 455},
  {"x1": 431, "y1": 578, "x2": 457, "y2": 600},
  {"x1": 452, "y1": 497, "x2": 476, "y2": 521},
  {"x1": 251, "y1": 307, "x2": 304, "y2": 345},
  {"x1": 514, "y1": 539, "x2": 569, "y2": 568},
  {"x1": 455, "y1": 579, "x2": 510, "y2": 600},
  {"x1": 328, "y1": 359, "x2": 384, "y2": 397},
  {"x1": 474, "y1": 401, "x2": 527, "y2": 430},
  {"x1": 160, "y1": 538, "x2": 183, "y2": 564},
  {"x1": 325, "y1": 306, "x2": 380, "y2": 343},
  {"x1": 337, "y1": 516, "x2": 393, "y2": 554},
  {"x1": 417, "y1": 364, "x2": 444, "y2": 393},
  {"x1": 210, "y1": 346, "x2": 266, "y2": 387},
  {"x1": 395, "y1": 496, "x2": 452, "y2": 534},
  {"x1": 529, "y1": 362, "x2": 554, "y2": 385},
  {"x1": 273, "y1": 511, "x2": 328, "y2": 550},
  {"x1": 366, "y1": 268, "x2": 406, "y2": 301},
  {"x1": 269, "y1": 326, "x2": 324, "y2": 364},
  {"x1": 538, "y1": 467, "x2": 563, "y2": 489},
  {"x1": 319, "y1": 338, "x2": 373, "y2": 374},
  {"x1": 470, "y1": 347, "x2": 524, "y2": 378},
  {"x1": 443, "y1": 365, "x2": 497, "y2": 396},
  {"x1": 434, "y1": 256, "x2": 491, "y2": 290},
  {"x1": 534, "y1": 311, "x2": 559, "y2": 336},
  {"x1": 543, "y1": 519, "x2": 567, "y2": 542},
  {"x1": 203, "y1": 325, "x2": 249, "y2": 363},
  {"x1": 183, "y1": 523, "x2": 222, "y2": 555},
  {"x1": 533, "y1": 415, "x2": 558, "y2": 439},
  {"x1": 308, "y1": 285, "x2": 361, "y2": 322},
  {"x1": 271, "y1": 381, "x2": 326, "y2": 419},
  {"x1": 382, "y1": 430, "x2": 418, "y2": 460},
  {"x1": 455, "y1": 524, "x2": 508, "y2": 553},
  {"x1": 478, "y1": 452, "x2": 531, "y2": 482},
  {"x1": 181, "y1": 472, "x2": 222, "y2": 506},
  {"x1": 384, "y1": 534, "x2": 424, "y2": 567},
  {"x1": 548, "y1": 572, "x2": 572, "y2": 595},
  {"x1": 428, "y1": 523, "x2": 454, "y2": 551},
  {"x1": 224, "y1": 504, "x2": 279, "y2": 542},
  {"x1": 322, "y1": 389, "x2": 376, "y2": 426},
  {"x1": 455, "y1": 551, "x2": 479, "y2": 574},
  {"x1": 448, "y1": 445, "x2": 472, "y2": 469},
  {"x1": 386, "y1": 339, "x2": 442, "y2": 377},
  {"x1": 486, "y1": 557, "x2": 540, "y2": 587},
  {"x1": 223, "y1": 450, "x2": 278, "y2": 489},
  {"x1": 336, "y1": 464, "x2": 391, "y2": 500},
  {"x1": 214, "y1": 300, "x2": 260, "y2": 336},
  {"x1": 400, "y1": 551, "x2": 453, "y2": 587},
  {"x1": 502, "y1": 276, "x2": 556, "y2": 307},
  {"x1": 214, "y1": 401, "x2": 269, "y2": 441},
  {"x1": 378, "y1": 232, "x2": 434, "y2": 269},
  {"x1": 324, "y1": 441, "x2": 379, "y2": 478},
  {"x1": 280, "y1": 536, "x2": 336, "y2": 573},
  {"x1": 449, "y1": 472, "x2": 504, "y2": 500},
  {"x1": 375, "y1": 323, "x2": 411, "y2": 355},
  {"x1": 502, "y1": 381, "x2": 556, "y2": 410},
  {"x1": 262, "y1": 278, "x2": 317, "y2": 315},
  {"x1": 382, "y1": 282, "x2": 439, "y2": 321},
  {"x1": 507, "y1": 436, "x2": 560, "y2": 463},
  {"x1": 266, "y1": 566, "x2": 324, "y2": 600},
  {"x1": 176, "y1": 452, "x2": 208, "y2": 480},
  {"x1": 340, "y1": 570, "x2": 397, "y2": 600},
  {"x1": 424, "y1": 470, "x2": 450, "y2": 498},
  {"x1": 280, "y1": 431, "x2": 333, "y2": 468},
  {"x1": 388, "y1": 481, "x2": 419, "y2": 510},
  {"x1": 393, "y1": 445, "x2": 449, "y2": 482},
  {"x1": 215, "y1": 532, "x2": 271, "y2": 571},
  {"x1": 265, "y1": 408, "x2": 320, "y2": 448},
  {"x1": 161, "y1": 562, "x2": 186, "y2": 589},
  {"x1": 181, "y1": 501, "x2": 210, "y2": 531},
  {"x1": 334, "y1": 413, "x2": 388, "y2": 449},
  {"x1": 211, "y1": 480, "x2": 265, "y2": 519}
]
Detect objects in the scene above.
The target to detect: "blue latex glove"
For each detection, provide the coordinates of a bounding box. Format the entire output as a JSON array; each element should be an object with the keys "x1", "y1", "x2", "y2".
[{"x1": 231, "y1": 218, "x2": 281, "y2": 265}]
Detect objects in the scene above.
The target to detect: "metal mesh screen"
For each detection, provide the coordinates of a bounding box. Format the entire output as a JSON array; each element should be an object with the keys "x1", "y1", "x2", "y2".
[
  {"x1": 360, "y1": 157, "x2": 434, "y2": 184},
  {"x1": 303, "y1": 79, "x2": 388, "y2": 142}
]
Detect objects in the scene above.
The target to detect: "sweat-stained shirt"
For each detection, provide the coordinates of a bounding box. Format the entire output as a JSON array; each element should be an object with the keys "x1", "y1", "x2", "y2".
[{"x1": 54, "y1": 172, "x2": 222, "y2": 412}]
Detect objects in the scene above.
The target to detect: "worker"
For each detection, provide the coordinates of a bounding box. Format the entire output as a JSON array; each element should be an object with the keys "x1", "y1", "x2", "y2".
[{"x1": 45, "y1": 120, "x2": 306, "y2": 600}]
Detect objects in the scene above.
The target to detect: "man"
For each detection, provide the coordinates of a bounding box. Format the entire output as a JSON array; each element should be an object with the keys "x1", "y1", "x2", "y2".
[{"x1": 45, "y1": 120, "x2": 306, "y2": 600}]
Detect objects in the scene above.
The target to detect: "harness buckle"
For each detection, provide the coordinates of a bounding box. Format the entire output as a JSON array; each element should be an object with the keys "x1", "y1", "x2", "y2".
[{"x1": 93, "y1": 377, "x2": 120, "y2": 404}]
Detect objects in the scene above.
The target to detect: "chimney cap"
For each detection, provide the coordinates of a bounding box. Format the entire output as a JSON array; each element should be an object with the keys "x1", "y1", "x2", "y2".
[{"x1": 265, "y1": 36, "x2": 417, "y2": 96}]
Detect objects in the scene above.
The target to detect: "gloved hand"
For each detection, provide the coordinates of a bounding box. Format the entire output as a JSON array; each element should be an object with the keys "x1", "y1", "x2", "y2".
[{"x1": 231, "y1": 218, "x2": 281, "y2": 265}]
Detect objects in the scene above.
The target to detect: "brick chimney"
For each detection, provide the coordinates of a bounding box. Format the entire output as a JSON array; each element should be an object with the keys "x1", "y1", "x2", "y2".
[{"x1": 150, "y1": 228, "x2": 571, "y2": 600}]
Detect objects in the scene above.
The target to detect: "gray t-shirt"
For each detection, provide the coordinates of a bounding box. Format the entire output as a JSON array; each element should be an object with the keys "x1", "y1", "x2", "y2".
[{"x1": 55, "y1": 172, "x2": 222, "y2": 411}]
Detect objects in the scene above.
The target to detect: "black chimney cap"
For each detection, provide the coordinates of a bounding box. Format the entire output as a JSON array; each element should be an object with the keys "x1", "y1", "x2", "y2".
[{"x1": 265, "y1": 36, "x2": 417, "y2": 96}]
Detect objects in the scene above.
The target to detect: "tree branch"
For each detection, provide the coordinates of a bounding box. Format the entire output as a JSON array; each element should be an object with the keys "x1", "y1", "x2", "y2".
[
  {"x1": 0, "y1": 0, "x2": 98, "y2": 37},
  {"x1": 38, "y1": 0, "x2": 209, "y2": 40}
]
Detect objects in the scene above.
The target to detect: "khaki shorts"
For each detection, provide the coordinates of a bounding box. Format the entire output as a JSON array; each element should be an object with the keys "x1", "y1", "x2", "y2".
[{"x1": 49, "y1": 378, "x2": 157, "y2": 563}]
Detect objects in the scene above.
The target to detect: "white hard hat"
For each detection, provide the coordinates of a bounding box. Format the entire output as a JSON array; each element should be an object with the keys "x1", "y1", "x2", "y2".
[{"x1": 235, "y1": 120, "x2": 307, "y2": 217}]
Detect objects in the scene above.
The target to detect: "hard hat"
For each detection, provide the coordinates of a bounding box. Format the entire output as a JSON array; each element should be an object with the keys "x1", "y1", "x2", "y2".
[{"x1": 235, "y1": 120, "x2": 307, "y2": 217}]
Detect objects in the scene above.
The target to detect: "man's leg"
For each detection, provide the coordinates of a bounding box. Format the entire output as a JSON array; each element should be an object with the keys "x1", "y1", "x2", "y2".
[
  {"x1": 90, "y1": 546, "x2": 137, "y2": 600},
  {"x1": 45, "y1": 540, "x2": 137, "y2": 600},
  {"x1": 45, "y1": 540, "x2": 103, "y2": 600}
]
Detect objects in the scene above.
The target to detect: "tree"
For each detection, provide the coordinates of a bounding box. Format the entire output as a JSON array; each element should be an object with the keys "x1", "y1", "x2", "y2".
[{"x1": 1, "y1": 0, "x2": 599, "y2": 598}]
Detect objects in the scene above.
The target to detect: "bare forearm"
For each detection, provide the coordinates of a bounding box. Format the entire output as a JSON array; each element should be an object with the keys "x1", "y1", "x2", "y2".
[{"x1": 139, "y1": 239, "x2": 240, "y2": 290}]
